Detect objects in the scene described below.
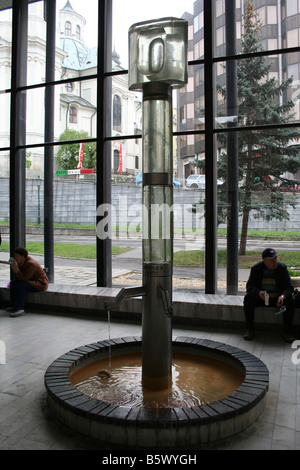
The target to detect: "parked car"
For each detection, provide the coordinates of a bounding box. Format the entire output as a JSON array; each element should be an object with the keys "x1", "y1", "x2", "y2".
[
  {"x1": 135, "y1": 172, "x2": 182, "y2": 187},
  {"x1": 185, "y1": 174, "x2": 223, "y2": 189},
  {"x1": 185, "y1": 174, "x2": 206, "y2": 189}
]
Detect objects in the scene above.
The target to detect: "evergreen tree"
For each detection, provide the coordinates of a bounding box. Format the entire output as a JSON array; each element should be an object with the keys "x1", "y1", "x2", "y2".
[
  {"x1": 194, "y1": 1, "x2": 300, "y2": 254},
  {"x1": 234, "y1": 2, "x2": 300, "y2": 253}
]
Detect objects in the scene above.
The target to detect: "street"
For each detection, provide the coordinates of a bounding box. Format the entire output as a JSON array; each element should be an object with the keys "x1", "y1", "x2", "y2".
[
  {"x1": 1, "y1": 232, "x2": 299, "y2": 284},
  {"x1": 2, "y1": 233, "x2": 298, "y2": 252}
]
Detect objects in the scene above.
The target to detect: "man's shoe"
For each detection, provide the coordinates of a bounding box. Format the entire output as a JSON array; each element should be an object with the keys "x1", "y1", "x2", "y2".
[
  {"x1": 10, "y1": 309, "x2": 25, "y2": 317},
  {"x1": 244, "y1": 329, "x2": 254, "y2": 340}
]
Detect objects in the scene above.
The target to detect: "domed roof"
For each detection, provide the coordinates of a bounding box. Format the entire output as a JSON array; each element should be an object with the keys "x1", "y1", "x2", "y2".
[
  {"x1": 60, "y1": 37, "x2": 97, "y2": 70},
  {"x1": 59, "y1": 3, "x2": 122, "y2": 71}
]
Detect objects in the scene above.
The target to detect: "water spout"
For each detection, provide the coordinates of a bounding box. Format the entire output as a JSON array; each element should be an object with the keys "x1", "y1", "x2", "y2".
[{"x1": 104, "y1": 286, "x2": 147, "y2": 311}]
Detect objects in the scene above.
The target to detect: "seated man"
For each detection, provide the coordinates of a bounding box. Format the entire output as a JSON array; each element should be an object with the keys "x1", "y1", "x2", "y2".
[
  {"x1": 8, "y1": 247, "x2": 49, "y2": 317},
  {"x1": 243, "y1": 248, "x2": 295, "y2": 342}
]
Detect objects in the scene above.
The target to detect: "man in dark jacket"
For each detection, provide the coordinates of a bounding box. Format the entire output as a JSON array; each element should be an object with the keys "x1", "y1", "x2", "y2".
[
  {"x1": 8, "y1": 247, "x2": 49, "y2": 317},
  {"x1": 243, "y1": 248, "x2": 295, "y2": 342}
]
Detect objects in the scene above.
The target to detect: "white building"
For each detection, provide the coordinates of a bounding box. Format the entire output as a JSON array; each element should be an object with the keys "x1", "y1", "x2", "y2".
[{"x1": 0, "y1": 0, "x2": 143, "y2": 177}]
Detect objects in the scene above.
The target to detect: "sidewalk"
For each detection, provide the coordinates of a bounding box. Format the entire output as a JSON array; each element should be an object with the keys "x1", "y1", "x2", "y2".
[
  {"x1": 0, "y1": 249, "x2": 250, "y2": 290},
  {"x1": 0, "y1": 251, "x2": 131, "y2": 286}
]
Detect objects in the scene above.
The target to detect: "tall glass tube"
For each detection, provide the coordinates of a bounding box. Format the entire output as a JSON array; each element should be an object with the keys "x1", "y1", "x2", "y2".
[
  {"x1": 142, "y1": 82, "x2": 173, "y2": 266},
  {"x1": 128, "y1": 18, "x2": 188, "y2": 390}
]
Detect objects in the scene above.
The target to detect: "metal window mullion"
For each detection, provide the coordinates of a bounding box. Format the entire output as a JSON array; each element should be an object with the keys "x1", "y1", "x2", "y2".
[
  {"x1": 225, "y1": 0, "x2": 239, "y2": 294},
  {"x1": 96, "y1": 0, "x2": 112, "y2": 287},
  {"x1": 10, "y1": 0, "x2": 28, "y2": 256},
  {"x1": 204, "y1": 0, "x2": 217, "y2": 293},
  {"x1": 44, "y1": 0, "x2": 56, "y2": 283}
]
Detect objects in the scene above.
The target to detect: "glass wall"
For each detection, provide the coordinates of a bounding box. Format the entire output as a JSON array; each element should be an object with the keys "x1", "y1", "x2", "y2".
[
  {"x1": 0, "y1": 0, "x2": 299, "y2": 294},
  {"x1": 176, "y1": 0, "x2": 300, "y2": 293},
  {"x1": 0, "y1": 6, "x2": 11, "y2": 178},
  {"x1": 0, "y1": 4, "x2": 12, "y2": 276}
]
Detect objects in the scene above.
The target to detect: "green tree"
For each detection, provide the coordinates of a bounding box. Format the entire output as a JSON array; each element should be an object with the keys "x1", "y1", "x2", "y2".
[
  {"x1": 56, "y1": 129, "x2": 96, "y2": 170},
  {"x1": 26, "y1": 151, "x2": 32, "y2": 168},
  {"x1": 215, "y1": 1, "x2": 300, "y2": 255}
]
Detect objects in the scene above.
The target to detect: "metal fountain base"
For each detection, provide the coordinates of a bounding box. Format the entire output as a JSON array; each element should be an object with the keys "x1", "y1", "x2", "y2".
[{"x1": 44, "y1": 336, "x2": 269, "y2": 448}]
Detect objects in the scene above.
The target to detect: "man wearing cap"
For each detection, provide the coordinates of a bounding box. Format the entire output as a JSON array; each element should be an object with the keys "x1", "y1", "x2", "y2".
[{"x1": 243, "y1": 248, "x2": 295, "y2": 342}]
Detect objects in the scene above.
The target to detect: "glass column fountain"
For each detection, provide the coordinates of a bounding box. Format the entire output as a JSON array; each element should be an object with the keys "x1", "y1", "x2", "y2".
[
  {"x1": 128, "y1": 18, "x2": 188, "y2": 390},
  {"x1": 44, "y1": 19, "x2": 269, "y2": 448}
]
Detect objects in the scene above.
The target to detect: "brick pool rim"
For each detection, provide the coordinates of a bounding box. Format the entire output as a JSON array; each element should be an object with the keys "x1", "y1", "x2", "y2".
[{"x1": 44, "y1": 336, "x2": 269, "y2": 448}]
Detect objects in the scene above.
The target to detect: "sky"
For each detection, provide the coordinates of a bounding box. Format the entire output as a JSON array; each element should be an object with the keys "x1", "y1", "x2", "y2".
[{"x1": 59, "y1": 0, "x2": 194, "y2": 67}]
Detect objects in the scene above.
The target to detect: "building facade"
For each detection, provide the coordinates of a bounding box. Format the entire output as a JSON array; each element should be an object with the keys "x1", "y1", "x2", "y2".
[
  {"x1": 178, "y1": 0, "x2": 300, "y2": 181},
  {"x1": 0, "y1": 0, "x2": 143, "y2": 178}
]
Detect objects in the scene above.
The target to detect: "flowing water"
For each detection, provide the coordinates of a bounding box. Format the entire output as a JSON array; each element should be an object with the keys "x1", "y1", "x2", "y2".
[{"x1": 70, "y1": 352, "x2": 244, "y2": 409}]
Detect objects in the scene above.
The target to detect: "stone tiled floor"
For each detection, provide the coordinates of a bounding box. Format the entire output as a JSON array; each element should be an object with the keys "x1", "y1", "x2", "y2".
[{"x1": 0, "y1": 306, "x2": 299, "y2": 450}]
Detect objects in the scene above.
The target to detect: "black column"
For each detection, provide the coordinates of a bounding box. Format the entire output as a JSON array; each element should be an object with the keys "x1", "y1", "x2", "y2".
[
  {"x1": 97, "y1": 0, "x2": 112, "y2": 286},
  {"x1": 10, "y1": 0, "x2": 28, "y2": 257},
  {"x1": 225, "y1": 0, "x2": 239, "y2": 294},
  {"x1": 204, "y1": 0, "x2": 217, "y2": 293},
  {"x1": 44, "y1": 0, "x2": 56, "y2": 283}
]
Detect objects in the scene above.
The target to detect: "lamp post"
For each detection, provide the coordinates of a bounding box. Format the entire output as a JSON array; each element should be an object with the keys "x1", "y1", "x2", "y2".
[{"x1": 37, "y1": 176, "x2": 41, "y2": 225}]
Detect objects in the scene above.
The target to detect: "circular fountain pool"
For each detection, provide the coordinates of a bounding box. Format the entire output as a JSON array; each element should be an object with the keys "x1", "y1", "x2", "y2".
[
  {"x1": 44, "y1": 336, "x2": 269, "y2": 448},
  {"x1": 70, "y1": 352, "x2": 244, "y2": 409}
]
